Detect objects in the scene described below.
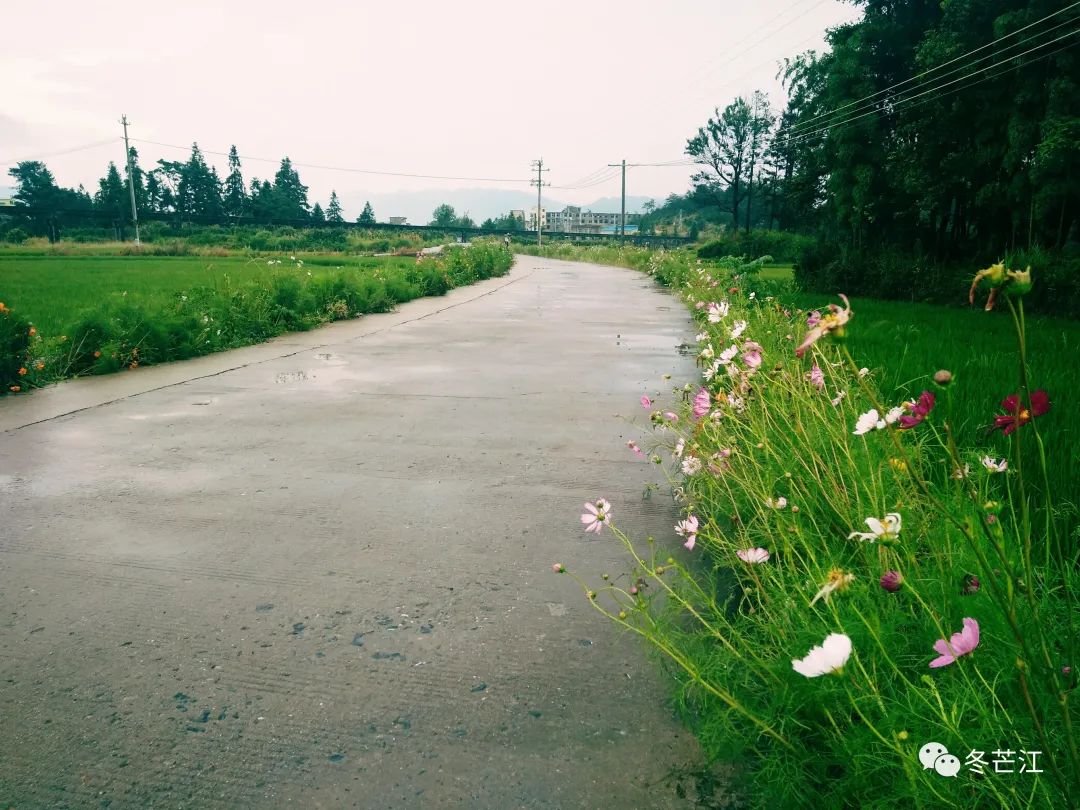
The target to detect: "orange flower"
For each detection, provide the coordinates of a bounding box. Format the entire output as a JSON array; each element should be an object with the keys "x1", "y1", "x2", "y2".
[
  {"x1": 28, "y1": 326, "x2": 36, "y2": 336},
  {"x1": 9, "y1": 385, "x2": 20, "y2": 392},
  {"x1": 129, "y1": 361, "x2": 139, "y2": 370},
  {"x1": 18, "y1": 367, "x2": 27, "y2": 376},
  {"x1": 35, "y1": 361, "x2": 45, "y2": 370},
  {"x1": 93, "y1": 350, "x2": 101, "y2": 358}
]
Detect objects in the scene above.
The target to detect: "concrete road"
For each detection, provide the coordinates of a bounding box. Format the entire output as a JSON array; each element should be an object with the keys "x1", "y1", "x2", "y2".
[{"x1": 0, "y1": 255, "x2": 706, "y2": 808}]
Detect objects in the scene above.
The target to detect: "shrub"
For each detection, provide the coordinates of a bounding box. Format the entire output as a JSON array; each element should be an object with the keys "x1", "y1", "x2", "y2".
[
  {"x1": 0, "y1": 305, "x2": 32, "y2": 391},
  {"x1": 699, "y1": 230, "x2": 816, "y2": 263}
]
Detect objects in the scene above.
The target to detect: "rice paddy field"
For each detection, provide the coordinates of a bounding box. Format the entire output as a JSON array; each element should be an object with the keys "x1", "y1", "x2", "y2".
[{"x1": 0, "y1": 253, "x2": 418, "y2": 335}]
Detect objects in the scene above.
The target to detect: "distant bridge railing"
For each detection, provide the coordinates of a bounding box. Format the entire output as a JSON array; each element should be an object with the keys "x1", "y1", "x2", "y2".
[{"x1": 0, "y1": 207, "x2": 694, "y2": 248}]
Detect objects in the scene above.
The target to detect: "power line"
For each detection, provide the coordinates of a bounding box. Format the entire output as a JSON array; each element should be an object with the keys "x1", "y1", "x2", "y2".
[
  {"x1": 129, "y1": 138, "x2": 530, "y2": 184},
  {"x1": 778, "y1": 32, "x2": 1080, "y2": 147},
  {"x1": 785, "y1": 2, "x2": 1080, "y2": 135},
  {"x1": 556, "y1": 164, "x2": 618, "y2": 188},
  {"x1": 550, "y1": 167, "x2": 621, "y2": 190},
  {"x1": 0, "y1": 137, "x2": 120, "y2": 167}
]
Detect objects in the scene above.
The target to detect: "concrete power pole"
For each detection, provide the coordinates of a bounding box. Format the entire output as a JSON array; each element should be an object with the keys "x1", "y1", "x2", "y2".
[
  {"x1": 120, "y1": 114, "x2": 141, "y2": 246},
  {"x1": 530, "y1": 159, "x2": 549, "y2": 248},
  {"x1": 607, "y1": 159, "x2": 627, "y2": 238}
]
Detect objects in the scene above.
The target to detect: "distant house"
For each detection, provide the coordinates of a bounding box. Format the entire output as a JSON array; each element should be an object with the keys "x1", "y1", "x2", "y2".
[{"x1": 388, "y1": 216, "x2": 408, "y2": 225}]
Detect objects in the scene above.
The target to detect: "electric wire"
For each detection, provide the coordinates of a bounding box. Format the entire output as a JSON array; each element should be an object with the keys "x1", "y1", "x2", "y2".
[
  {"x1": 0, "y1": 137, "x2": 121, "y2": 167},
  {"x1": 784, "y1": 2, "x2": 1080, "y2": 135},
  {"x1": 777, "y1": 33, "x2": 1080, "y2": 147},
  {"x1": 129, "y1": 138, "x2": 530, "y2": 184}
]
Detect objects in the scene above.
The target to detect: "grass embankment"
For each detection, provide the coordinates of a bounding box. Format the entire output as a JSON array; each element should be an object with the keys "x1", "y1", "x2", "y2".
[
  {"x1": 524, "y1": 242, "x2": 1079, "y2": 808},
  {"x1": 1, "y1": 243, "x2": 511, "y2": 392}
]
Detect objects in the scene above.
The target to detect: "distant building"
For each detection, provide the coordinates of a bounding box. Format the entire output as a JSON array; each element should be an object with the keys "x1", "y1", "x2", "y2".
[
  {"x1": 525, "y1": 205, "x2": 640, "y2": 234},
  {"x1": 388, "y1": 216, "x2": 408, "y2": 225}
]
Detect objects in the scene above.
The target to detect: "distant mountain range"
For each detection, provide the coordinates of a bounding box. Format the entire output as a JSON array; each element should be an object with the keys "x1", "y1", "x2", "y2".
[{"x1": 341, "y1": 188, "x2": 658, "y2": 226}]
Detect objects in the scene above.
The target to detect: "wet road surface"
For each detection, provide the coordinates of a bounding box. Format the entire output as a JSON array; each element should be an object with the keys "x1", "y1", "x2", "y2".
[{"x1": 0, "y1": 255, "x2": 707, "y2": 808}]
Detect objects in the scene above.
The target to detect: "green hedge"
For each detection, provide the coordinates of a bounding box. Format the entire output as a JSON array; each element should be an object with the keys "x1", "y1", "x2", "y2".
[{"x1": 698, "y1": 230, "x2": 816, "y2": 263}]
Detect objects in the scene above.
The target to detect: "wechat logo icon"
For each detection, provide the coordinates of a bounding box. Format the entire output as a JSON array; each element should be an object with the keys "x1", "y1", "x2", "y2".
[{"x1": 919, "y1": 742, "x2": 961, "y2": 777}]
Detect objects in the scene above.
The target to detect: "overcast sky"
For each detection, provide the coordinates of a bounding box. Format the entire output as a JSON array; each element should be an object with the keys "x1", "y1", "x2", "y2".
[{"x1": 0, "y1": 0, "x2": 861, "y2": 216}]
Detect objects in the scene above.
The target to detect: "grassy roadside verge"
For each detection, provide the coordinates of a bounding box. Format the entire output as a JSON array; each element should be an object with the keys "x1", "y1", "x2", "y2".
[
  {"x1": 1, "y1": 242, "x2": 511, "y2": 393},
  {"x1": 527, "y1": 243, "x2": 1079, "y2": 807}
]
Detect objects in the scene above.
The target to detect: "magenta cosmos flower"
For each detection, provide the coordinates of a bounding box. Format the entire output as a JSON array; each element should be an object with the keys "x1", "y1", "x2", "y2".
[
  {"x1": 581, "y1": 499, "x2": 613, "y2": 534},
  {"x1": 641, "y1": 395, "x2": 652, "y2": 409},
  {"x1": 692, "y1": 387, "x2": 711, "y2": 419},
  {"x1": 993, "y1": 390, "x2": 1050, "y2": 435},
  {"x1": 929, "y1": 617, "x2": 980, "y2": 668},
  {"x1": 897, "y1": 390, "x2": 935, "y2": 429},
  {"x1": 795, "y1": 295, "x2": 851, "y2": 358}
]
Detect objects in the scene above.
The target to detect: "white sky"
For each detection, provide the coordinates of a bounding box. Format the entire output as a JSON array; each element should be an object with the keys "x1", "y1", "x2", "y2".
[{"x1": 0, "y1": 0, "x2": 861, "y2": 215}]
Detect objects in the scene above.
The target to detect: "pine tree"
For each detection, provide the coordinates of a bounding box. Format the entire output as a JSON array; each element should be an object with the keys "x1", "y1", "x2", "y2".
[
  {"x1": 326, "y1": 190, "x2": 344, "y2": 223},
  {"x1": 223, "y1": 145, "x2": 246, "y2": 219},
  {"x1": 95, "y1": 162, "x2": 127, "y2": 238},
  {"x1": 269, "y1": 157, "x2": 310, "y2": 221},
  {"x1": 124, "y1": 147, "x2": 146, "y2": 216},
  {"x1": 311, "y1": 202, "x2": 326, "y2": 223},
  {"x1": 357, "y1": 200, "x2": 376, "y2": 225}
]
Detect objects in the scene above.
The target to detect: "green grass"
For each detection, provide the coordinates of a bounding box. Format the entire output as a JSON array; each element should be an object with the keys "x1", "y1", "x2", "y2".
[
  {"x1": 758, "y1": 263, "x2": 794, "y2": 282},
  {"x1": 0, "y1": 254, "x2": 416, "y2": 335},
  {"x1": 793, "y1": 292, "x2": 1080, "y2": 505}
]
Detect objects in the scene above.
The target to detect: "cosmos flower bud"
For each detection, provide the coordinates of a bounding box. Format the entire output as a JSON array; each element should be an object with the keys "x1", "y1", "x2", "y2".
[
  {"x1": 552, "y1": 563, "x2": 565, "y2": 573},
  {"x1": 933, "y1": 369, "x2": 953, "y2": 386},
  {"x1": 880, "y1": 570, "x2": 903, "y2": 592},
  {"x1": 961, "y1": 574, "x2": 980, "y2": 595}
]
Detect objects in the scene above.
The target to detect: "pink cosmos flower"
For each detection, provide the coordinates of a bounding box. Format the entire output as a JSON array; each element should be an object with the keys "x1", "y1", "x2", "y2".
[
  {"x1": 664, "y1": 411, "x2": 679, "y2": 422},
  {"x1": 641, "y1": 395, "x2": 652, "y2": 409},
  {"x1": 674, "y1": 515, "x2": 699, "y2": 550},
  {"x1": 736, "y1": 547, "x2": 770, "y2": 564},
  {"x1": 806, "y1": 310, "x2": 821, "y2": 328},
  {"x1": 692, "y1": 387, "x2": 711, "y2": 419},
  {"x1": 627, "y1": 440, "x2": 644, "y2": 458},
  {"x1": 795, "y1": 295, "x2": 852, "y2": 358},
  {"x1": 807, "y1": 364, "x2": 825, "y2": 390},
  {"x1": 897, "y1": 391, "x2": 935, "y2": 430},
  {"x1": 741, "y1": 341, "x2": 763, "y2": 369},
  {"x1": 581, "y1": 499, "x2": 613, "y2": 534},
  {"x1": 929, "y1": 617, "x2": 980, "y2": 668}
]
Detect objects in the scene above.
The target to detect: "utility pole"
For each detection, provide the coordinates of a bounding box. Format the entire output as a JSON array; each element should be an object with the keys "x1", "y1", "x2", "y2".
[
  {"x1": 608, "y1": 159, "x2": 626, "y2": 238},
  {"x1": 530, "y1": 159, "x2": 549, "y2": 248},
  {"x1": 120, "y1": 114, "x2": 141, "y2": 246}
]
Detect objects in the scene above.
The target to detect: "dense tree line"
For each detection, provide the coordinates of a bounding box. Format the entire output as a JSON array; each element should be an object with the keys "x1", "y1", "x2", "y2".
[
  {"x1": 646, "y1": 0, "x2": 1079, "y2": 263},
  {"x1": 5, "y1": 144, "x2": 376, "y2": 241}
]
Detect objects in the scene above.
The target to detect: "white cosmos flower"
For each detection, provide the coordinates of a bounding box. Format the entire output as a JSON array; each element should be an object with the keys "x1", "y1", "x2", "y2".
[
  {"x1": 853, "y1": 409, "x2": 885, "y2": 435},
  {"x1": 703, "y1": 360, "x2": 722, "y2": 381},
  {"x1": 792, "y1": 633, "x2": 852, "y2": 677},
  {"x1": 848, "y1": 513, "x2": 902, "y2": 543},
  {"x1": 700, "y1": 345, "x2": 714, "y2": 360},
  {"x1": 696, "y1": 332, "x2": 709, "y2": 342},
  {"x1": 952, "y1": 463, "x2": 972, "y2": 479},
  {"x1": 831, "y1": 391, "x2": 847, "y2": 407},
  {"x1": 674, "y1": 438, "x2": 685, "y2": 458},
  {"x1": 736, "y1": 547, "x2": 770, "y2": 564},
  {"x1": 858, "y1": 368, "x2": 870, "y2": 378},
  {"x1": 730, "y1": 320, "x2": 748, "y2": 340},
  {"x1": 765, "y1": 496, "x2": 788, "y2": 509},
  {"x1": 681, "y1": 455, "x2": 702, "y2": 476},
  {"x1": 981, "y1": 456, "x2": 1008, "y2": 473},
  {"x1": 884, "y1": 406, "x2": 905, "y2": 425},
  {"x1": 718, "y1": 344, "x2": 739, "y2": 364}
]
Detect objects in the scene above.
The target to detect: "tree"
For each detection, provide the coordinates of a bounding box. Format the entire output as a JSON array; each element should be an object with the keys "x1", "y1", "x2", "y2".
[
  {"x1": 686, "y1": 97, "x2": 754, "y2": 231},
  {"x1": 267, "y1": 157, "x2": 310, "y2": 221},
  {"x1": 95, "y1": 162, "x2": 127, "y2": 236},
  {"x1": 125, "y1": 147, "x2": 147, "y2": 216},
  {"x1": 357, "y1": 200, "x2": 375, "y2": 225},
  {"x1": 326, "y1": 190, "x2": 344, "y2": 223},
  {"x1": 429, "y1": 204, "x2": 457, "y2": 227},
  {"x1": 743, "y1": 91, "x2": 776, "y2": 234},
  {"x1": 223, "y1": 145, "x2": 246, "y2": 218},
  {"x1": 311, "y1": 202, "x2": 326, "y2": 223},
  {"x1": 7, "y1": 161, "x2": 69, "y2": 241},
  {"x1": 480, "y1": 218, "x2": 497, "y2": 231}
]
